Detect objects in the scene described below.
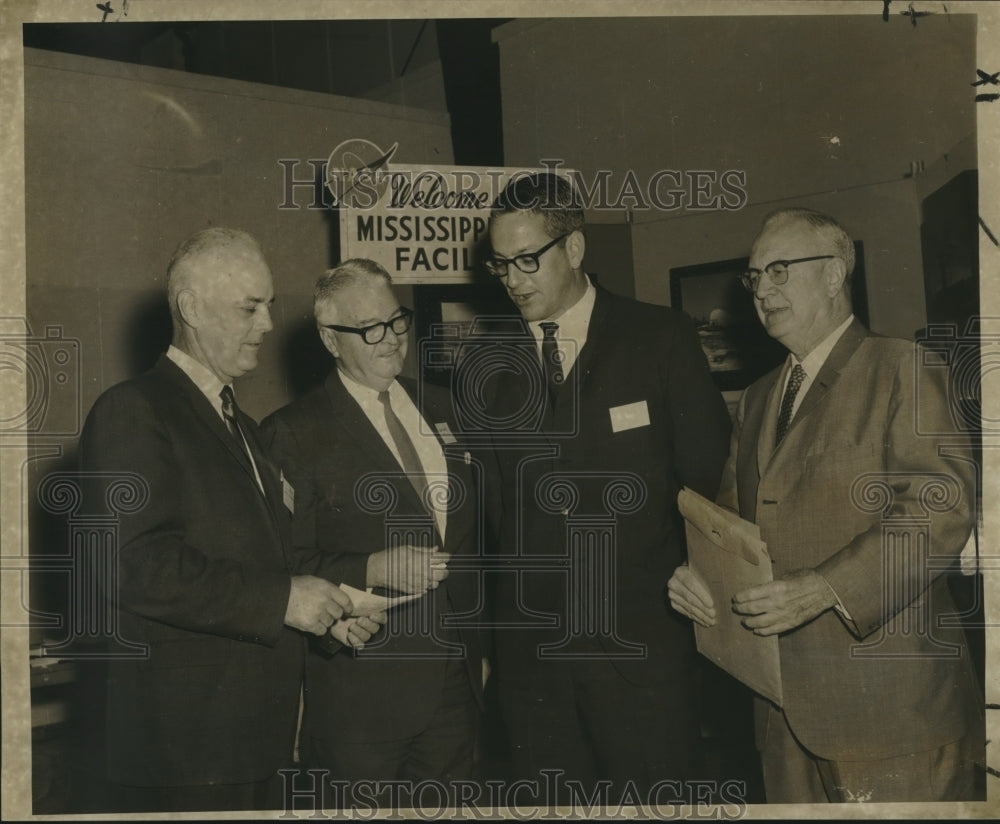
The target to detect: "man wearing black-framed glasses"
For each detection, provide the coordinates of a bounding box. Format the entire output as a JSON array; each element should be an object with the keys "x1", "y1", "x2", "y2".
[
  {"x1": 668, "y1": 207, "x2": 983, "y2": 803},
  {"x1": 261, "y1": 258, "x2": 484, "y2": 805},
  {"x1": 483, "y1": 232, "x2": 568, "y2": 280},
  {"x1": 321, "y1": 305, "x2": 414, "y2": 345},
  {"x1": 479, "y1": 172, "x2": 732, "y2": 801}
]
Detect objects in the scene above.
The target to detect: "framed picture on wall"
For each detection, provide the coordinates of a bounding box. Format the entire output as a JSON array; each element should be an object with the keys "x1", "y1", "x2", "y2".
[{"x1": 670, "y1": 242, "x2": 867, "y2": 394}]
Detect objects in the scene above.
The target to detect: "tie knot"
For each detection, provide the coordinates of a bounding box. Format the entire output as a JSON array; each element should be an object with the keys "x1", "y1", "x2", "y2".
[
  {"x1": 540, "y1": 322, "x2": 559, "y2": 341},
  {"x1": 377, "y1": 390, "x2": 391, "y2": 407},
  {"x1": 220, "y1": 385, "x2": 236, "y2": 419}
]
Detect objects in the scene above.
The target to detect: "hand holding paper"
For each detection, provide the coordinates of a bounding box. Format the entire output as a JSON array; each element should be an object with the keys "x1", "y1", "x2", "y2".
[
  {"x1": 338, "y1": 583, "x2": 424, "y2": 617},
  {"x1": 732, "y1": 568, "x2": 838, "y2": 635},
  {"x1": 330, "y1": 611, "x2": 388, "y2": 649},
  {"x1": 676, "y1": 486, "x2": 783, "y2": 707},
  {"x1": 667, "y1": 564, "x2": 717, "y2": 627},
  {"x1": 366, "y1": 544, "x2": 451, "y2": 594},
  {"x1": 284, "y1": 575, "x2": 353, "y2": 636}
]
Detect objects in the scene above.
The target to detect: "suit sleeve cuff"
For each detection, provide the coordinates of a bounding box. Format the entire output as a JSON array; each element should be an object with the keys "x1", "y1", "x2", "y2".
[
  {"x1": 815, "y1": 568, "x2": 860, "y2": 636},
  {"x1": 253, "y1": 571, "x2": 293, "y2": 647}
]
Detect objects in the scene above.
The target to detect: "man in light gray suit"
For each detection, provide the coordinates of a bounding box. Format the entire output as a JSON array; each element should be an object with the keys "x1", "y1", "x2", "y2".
[{"x1": 668, "y1": 208, "x2": 983, "y2": 802}]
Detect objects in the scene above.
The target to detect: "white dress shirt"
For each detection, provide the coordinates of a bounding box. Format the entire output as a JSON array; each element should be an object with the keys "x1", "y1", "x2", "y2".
[
  {"x1": 337, "y1": 369, "x2": 448, "y2": 542},
  {"x1": 527, "y1": 276, "x2": 597, "y2": 377},
  {"x1": 167, "y1": 345, "x2": 265, "y2": 493},
  {"x1": 778, "y1": 314, "x2": 855, "y2": 420}
]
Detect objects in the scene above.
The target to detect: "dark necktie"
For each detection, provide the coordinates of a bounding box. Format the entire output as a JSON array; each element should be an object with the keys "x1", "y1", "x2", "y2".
[
  {"x1": 378, "y1": 390, "x2": 430, "y2": 508},
  {"x1": 775, "y1": 363, "x2": 806, "y2": 444},
  {"x1": 539, "y1": 322, "x2": 563, "y2": 407},
  {"x1": 220, "y1": 385, "x2": 248, "y2": 454},
  {"x1": 220, "y1": 386, "x2": 265, "y2": 495}
]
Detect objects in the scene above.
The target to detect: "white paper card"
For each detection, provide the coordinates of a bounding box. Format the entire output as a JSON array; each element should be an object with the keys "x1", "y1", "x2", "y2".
[
  {"x1": 339, "y1": 582, "x2": 424, "y2": 617},
  {"x1": 609, "y1": 400, "x2": 650, "y2": 433}
]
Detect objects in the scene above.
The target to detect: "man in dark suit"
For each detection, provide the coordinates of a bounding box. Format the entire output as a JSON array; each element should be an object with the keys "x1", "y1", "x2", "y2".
[
  {"x1": 668, "y1": 208, "x2": 984, "y2": 802},
  {"x1": 261, "y1": 259, "x2": 484, "y2": 805},
  {"x1": 476, "y1": 172, "x2": 732, "y2": 800},
  {"x1": 78, "y1": 228, "x2": 378, "y2": 813}
]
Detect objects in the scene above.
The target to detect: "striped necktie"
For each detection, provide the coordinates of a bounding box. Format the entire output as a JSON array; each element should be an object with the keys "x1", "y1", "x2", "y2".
[
  {"x1": 220, "y1": 385, "x2": 249, "y2": 458},
  {"x1": 539, "y1": 321, "x2": 563, "y2": 407}
]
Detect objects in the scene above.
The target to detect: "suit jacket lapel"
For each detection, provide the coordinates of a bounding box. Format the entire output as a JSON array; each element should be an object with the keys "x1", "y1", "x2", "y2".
[
  {"x1": 487, "y1": 315, "x2": 558, "y2": 442},
  {"x1": 404, "y1": 378, "x2": 479, "y2": 556},
  {"x1": 402, "y1": 377, "x2": 455, "y2": 544},
  {"x1": 787, "y1": 318, "x2": 869, "y2": 434},
  {"x1": 155, "y1": 357, "x2": 285, "y2": 551},
  {"x1": 546, "y1": 282, "x2": 606, "y2": 431},
  {"x1": 156, "y1": 357, "x2": 258, "y2": 479},
  {"x1": 323, "y1": 371, "x2": 429, "y2": 518},
  {"x1": 323, "y1": 370, "x2": 400, "y2": 469},
  {"x1": 567, "y1": 283, "x2": 607, "y2": 396},
  {"x1": 756, "y1": 362, "x2": 786, "y2": 472},
  {"x1": 243, "y1": 423, "x2": 283, "y2": 508},
  {"x1": 759, "y1": 318, "x2": 869, "y2": 469}
]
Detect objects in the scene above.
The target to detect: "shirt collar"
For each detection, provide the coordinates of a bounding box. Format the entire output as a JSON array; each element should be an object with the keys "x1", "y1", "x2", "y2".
[
  {"x1": 337, "y1": 367, "x2": 401, "y2": 405},
  {"x1": 794, "y1": 314, "x2": 855, "y2": 378},
  {"x1": 528, "y1": 276, "x2": 597, "y2": 345},
  {"x1": 167, "y1": 345, "x2": 228, "y2": 416}
]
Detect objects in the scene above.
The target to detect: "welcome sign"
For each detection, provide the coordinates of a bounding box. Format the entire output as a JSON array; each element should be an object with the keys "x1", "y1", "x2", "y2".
[{"x1": 328, "y1": 140, "x2": 572, "y2": 284}]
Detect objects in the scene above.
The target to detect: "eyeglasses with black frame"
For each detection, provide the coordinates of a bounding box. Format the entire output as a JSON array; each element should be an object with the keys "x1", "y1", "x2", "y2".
[
  {"x1": 485, "y1": 233, "x2": 569, "y2": 278},
  {"x1": 739, "y1": 255, "x2": 836, "y2": 293},
  {"x1": 322, "y1": 307, "x2": 414, "y2": 345}
]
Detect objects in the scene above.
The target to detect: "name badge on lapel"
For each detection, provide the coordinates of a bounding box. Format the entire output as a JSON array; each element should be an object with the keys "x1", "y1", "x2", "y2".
[
  {"x1": 434, "y1": 421, "x2": 458, "y2": 444},
  {"x1": 609, "y1": 400, "x2": 650, "y2": 433},
  {"x1": 280, "y1": 470, "x2": 295, "y2": 514}
]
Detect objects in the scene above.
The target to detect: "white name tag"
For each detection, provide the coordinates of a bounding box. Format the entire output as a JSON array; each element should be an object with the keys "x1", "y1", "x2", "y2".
[
  {"x1": 280, "y1": 470, "x2": 295, "y2": 514},
  {"x1": 435, "y1": 421, "x2": 458, "y2": 444},
  {"x1": 609, "y1": 400, "x2": 650, "y2": 433}
]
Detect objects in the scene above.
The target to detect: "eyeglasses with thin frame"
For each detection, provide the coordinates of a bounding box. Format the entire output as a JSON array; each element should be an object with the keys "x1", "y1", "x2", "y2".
[
  {"x1": 739, "y1": 255, "x2": 836, "y2": 293},
  {"x1": 322, "y1": 307, "x2": 414, "y2": 345},
  {"x1": 485, "y1": 233, "x2": 569, "y2": 278}
]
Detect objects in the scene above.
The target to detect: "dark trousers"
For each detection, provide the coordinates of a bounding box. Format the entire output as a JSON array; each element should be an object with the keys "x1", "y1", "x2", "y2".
[
  {"x1": 309, "y1": 657, "x2": 478, "y2": 810},
  {"x1": 110, "y1": 772, "x2": 285, "y2": 813},
  {"x1": 498, "y1": 656, "x2": 703, "y2": 806}
]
